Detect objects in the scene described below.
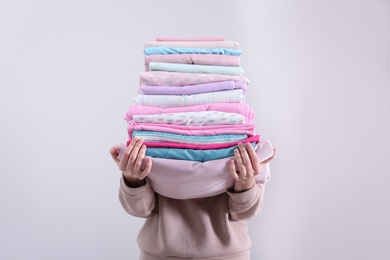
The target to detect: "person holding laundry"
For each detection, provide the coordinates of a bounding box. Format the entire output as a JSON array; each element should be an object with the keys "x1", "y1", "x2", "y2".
[{"x1": 109, "y1": 138, "x2": 275, "y2": 260}]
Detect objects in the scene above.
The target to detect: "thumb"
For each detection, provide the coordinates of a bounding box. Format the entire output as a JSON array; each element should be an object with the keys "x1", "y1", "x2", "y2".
[{"x1": 109, "y1": 145, "x2": 120, "y2": 164}]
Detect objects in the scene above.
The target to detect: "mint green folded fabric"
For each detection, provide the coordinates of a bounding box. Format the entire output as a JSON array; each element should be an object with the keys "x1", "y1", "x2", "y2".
[{"x1": 149, "y1": 62, "x2": 244, "y2": 76}]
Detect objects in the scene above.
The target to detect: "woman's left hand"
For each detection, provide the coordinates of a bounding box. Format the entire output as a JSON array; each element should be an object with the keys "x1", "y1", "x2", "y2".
[{"x1": 229, "y1": 142, "x2": 276, "y2": 192}]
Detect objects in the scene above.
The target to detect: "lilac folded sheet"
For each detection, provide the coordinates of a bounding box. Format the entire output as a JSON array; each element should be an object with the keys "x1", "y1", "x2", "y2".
[
  {"x1": 139, "y1": 80, "x2": 247, "y2": 95},
  {"x1": 118, "y1": 140, "x2": 274, "y2": 199}
]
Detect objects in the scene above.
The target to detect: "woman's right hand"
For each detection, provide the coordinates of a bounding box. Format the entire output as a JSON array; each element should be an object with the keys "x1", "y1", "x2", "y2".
[{"x1": 109, "y1": 138, "x2": 152, "y2": 187}]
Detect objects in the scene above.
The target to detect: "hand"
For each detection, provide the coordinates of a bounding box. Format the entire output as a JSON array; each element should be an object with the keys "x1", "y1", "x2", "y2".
[
  {"x1": 109, "y1": 138, "x2": 152, "y2": 187},
  {"x1": 229, "y1": 142, "x2": 276, "y2": 192}
]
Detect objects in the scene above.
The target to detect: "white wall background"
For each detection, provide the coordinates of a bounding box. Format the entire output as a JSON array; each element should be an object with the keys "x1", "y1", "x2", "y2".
[{"x1": 1, "y1": 0, "x2": 389, "y2": 259}]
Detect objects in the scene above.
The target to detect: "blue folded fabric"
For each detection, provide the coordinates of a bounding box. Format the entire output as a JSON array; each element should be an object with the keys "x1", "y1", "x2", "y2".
[
  {"x1": 144, "y1": 47, "x2": 242, "y2": 56},
  {"x1": 145, "y1": 142, "x2": 257, "y2": 162}
]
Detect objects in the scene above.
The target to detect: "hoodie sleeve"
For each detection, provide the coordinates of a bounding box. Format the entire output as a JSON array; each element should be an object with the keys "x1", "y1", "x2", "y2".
[
  {"x1": 227, "y1": 183, "x2": 265, "y2": 221},
  {"x1": 118, "y1": 176, "x2": 158, "y2": 218}
]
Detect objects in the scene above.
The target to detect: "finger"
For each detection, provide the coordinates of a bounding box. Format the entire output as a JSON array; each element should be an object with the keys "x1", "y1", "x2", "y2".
[
  {"x1": 234, "y1": 147, "x2": 247, "y2": 178},
  {"x1": 246, "y1": 142, "x2": 261, "y2": 174},
  {"x1": 126, "y1": 139, "x2": 144, "y2": 170},
  {"x1": 238, "y1": 143, "x2": 253, "y2": 176},
  {"x1": 109, "y1": 145, "x2": 120, "y2": 164},
  {"x1": 118, "y1": 138, "x2": 138, "y2": 171},
  {"x1": 229, "y1": 160, "x2": 239, "y2": 180},
  {"x1": 139, "y1": 157, "x2": 153, "y2": 179},
  {"x1": 133, "y1": 144, "x2": 147, "y2": 172}
]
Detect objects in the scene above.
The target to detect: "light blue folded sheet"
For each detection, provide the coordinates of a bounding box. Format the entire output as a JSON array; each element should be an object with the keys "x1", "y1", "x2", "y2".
[{"x1": 144, "y1": 47, "x2": 242, "y2": 56}]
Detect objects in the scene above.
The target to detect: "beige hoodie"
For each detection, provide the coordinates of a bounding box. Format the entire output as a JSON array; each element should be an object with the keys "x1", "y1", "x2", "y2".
[{"x1": 119, "y1": 177, "x2": 265, "y2": 260}]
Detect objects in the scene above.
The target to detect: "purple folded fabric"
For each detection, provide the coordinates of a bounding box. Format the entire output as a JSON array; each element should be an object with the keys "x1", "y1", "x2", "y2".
[{"x1": 139, "y1": 80, "x2": 247, "y2": 95}]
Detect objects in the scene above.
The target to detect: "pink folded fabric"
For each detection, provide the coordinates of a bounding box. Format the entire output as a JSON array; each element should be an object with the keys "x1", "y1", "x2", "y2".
[
  {"x1": 133, "y1": 135, "x2": 260, "y2": 150},
  {"x1": 125, "y1": 102, "x2": 255, "y2": 122},
  {"x1": 144, "y1": 54, "x2": 241, "y2": 70},
  {"x1": 144, "y1": 41, "x2": 240, "y2": 49},
  {"x1": 127, "y1": 122, "x2": 256, "y2": 139},
  {"x1": 118, "y1": 140, "x2": 274, "y2": 199},
  {"x1": 156, "y1": 36, "x2": 226, "y2": 42},
  {"x1": 140, "y1": 71, "x2": 250, "y2": 86}
]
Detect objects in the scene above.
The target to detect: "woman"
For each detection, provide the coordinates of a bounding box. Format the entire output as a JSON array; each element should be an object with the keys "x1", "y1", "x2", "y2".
[{"x1": 109, "y1": 138, "x2": 276, "y2": 260}]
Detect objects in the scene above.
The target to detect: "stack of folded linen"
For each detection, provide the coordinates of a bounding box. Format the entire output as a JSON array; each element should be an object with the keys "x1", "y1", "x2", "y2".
[{"x1": 120, "y1": 36, "x2": 274, "y2": 199}]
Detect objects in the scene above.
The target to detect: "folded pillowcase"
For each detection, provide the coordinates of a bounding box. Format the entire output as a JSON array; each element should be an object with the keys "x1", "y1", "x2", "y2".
[{"x1": 118, "y1": 139, "x2": 274, "y2": 199}]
